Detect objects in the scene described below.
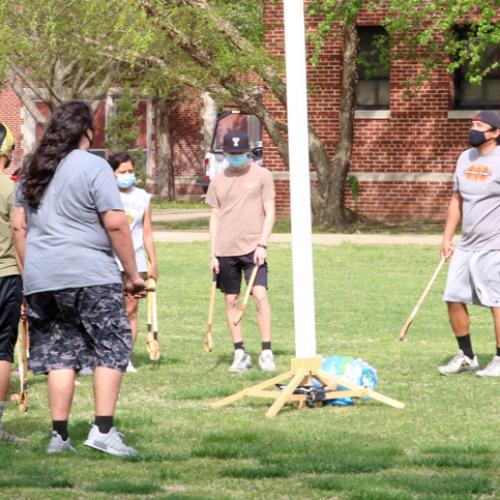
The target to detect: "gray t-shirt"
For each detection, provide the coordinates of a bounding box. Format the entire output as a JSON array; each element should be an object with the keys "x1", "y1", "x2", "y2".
[
  {"x1": 454, "y1": 145, "x2": 500, "y2": 250},
  {"x1": 16, "y1": 149, "x2": 123, "y2": 294}
]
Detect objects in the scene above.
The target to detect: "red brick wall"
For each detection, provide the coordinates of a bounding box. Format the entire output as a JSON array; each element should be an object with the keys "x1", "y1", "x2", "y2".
[{"x1": 263, "y1": 1, "x2": 475, "y2": 221}]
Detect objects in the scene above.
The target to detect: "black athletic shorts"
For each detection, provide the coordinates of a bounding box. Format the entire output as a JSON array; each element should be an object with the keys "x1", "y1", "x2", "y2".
[
  {"x1": 26, "y1": 284, "x2": 132, "y2": 375},
  {"x1": 0, "y1": 275, "x2": 23, "y2": 362},
  {"x1": 217, "y1": 253, "x2": 268, "y2": 295}
]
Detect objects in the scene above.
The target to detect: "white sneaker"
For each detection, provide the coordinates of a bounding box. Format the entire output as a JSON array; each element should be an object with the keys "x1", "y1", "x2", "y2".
[
  {"x1": 438, "y1": 350, "x2": 480, "y2": 375},
  {"x1": 84, "y1": 424, "x2": 138, "y2": 457},
  {"x1": 476, "y1": 355, "x2": 500, "y2": 377},
  {"x1": 229, "y1": 349, "x2": 252, "y2": 373},
  {"x1": 126, "y1": 361, "x2": 137, "y2": 373},
  {"x1": 258, "y1": 349, "x2": 276, "y2": 371},
  {"x1": 47, "y1": 431, "x2": 76, "y2": 454}
]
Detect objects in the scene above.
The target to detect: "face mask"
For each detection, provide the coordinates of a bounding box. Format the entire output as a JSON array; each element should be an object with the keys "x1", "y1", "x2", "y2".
[
  {"x1": 227, "y1": 154, "x2": 248, "y2": 168},
  {"x1": 116, "y1": 173, "x2": 136, "y2": 189},
  {"x1": 469, "y1": 129, "x2": 494, "y2": 147}
]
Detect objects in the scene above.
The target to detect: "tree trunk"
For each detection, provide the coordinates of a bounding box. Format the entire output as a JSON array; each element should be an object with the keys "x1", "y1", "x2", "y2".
[
  {"x1": 154, "y1": 97, "x2": 175, "y2": 200},
  {"x1": 200, "y1": 92, "x2": 217, "y2": 152},
  {"x1": 317, "y1": 20, "x2": 359, "y2": 228}
]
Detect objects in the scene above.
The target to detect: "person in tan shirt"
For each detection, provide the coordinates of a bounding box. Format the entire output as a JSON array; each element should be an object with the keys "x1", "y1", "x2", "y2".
[
  {"x1": 206, "y1": 130, "x2": 276, "y2": 373},
  {"x1": 0, "y1": 122, "x2": 23, "y2": 443}
]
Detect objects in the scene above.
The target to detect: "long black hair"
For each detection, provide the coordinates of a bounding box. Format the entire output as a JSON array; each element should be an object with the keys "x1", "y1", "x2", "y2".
[{"x1": 22, "y1": 101, "x2": 93, "y2": 209}]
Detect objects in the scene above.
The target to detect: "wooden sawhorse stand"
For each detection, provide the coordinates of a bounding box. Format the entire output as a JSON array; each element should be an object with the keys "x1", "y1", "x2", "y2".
[{"x1": 212, "y1": 357, "x2": 405, "y2": 417}]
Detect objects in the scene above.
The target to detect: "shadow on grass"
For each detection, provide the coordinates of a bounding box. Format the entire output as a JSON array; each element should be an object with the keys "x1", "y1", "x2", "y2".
[
  {"x1": 194, "y1": 429, "x2": 401, "y2": 474},
  {"x1": 0, "y1": 462, "x2": 74, "y2": 489},
  {"x1": 409, "y1": 444, "x2": 493, "y2": 469},
  {"x1": 91, "y1": 480, "x2": 161, "y2": 495},
  {"x1": 309, "y1": 471, "x2": 492, "y2": 499},
  {"x1": 192, "y1": 431, "x2": 495, "y2": 499}
]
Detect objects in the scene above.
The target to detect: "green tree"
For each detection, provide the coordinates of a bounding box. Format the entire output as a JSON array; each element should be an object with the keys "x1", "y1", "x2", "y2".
[{"x1": 2, "y1": 0, "x2": 500, "y2": 222}]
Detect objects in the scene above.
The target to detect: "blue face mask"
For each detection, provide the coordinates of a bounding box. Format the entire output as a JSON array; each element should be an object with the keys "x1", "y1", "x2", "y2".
[
  {"x1": 227, "y1": 154, "x2": 248, "y2": 168},
  {"x1": 116, "y1": 173, "x2": 136, "y2": 189}
]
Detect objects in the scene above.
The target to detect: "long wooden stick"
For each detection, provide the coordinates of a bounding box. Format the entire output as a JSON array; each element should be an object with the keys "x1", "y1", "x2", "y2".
[
  {"x1": 204, "y1": 274, "x2": 217, "y2": 352},
  {"x1": 146, "y1": 278, "x2": 160, "y2": 361},
  {"x1": 233, "y1": 265, "x2": 259, "y2": 326},
  {"x1": 399, "y1": 257, "x2": 446, "y2": 341},
  {"x1": 14, "y1": 316, "x2": 29, "y2": 412}
]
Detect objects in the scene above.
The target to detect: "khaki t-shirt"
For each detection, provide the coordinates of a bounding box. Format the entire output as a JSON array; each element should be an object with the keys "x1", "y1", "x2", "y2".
[
  {"x1": 0, "y1": 172, "x2": 19, "y2": 277},
  {"x1": 206, "y1": 162, "x2": 275, "y2": 256}
]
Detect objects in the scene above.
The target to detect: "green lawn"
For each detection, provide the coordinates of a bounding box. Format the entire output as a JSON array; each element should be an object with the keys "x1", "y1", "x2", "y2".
[
  {"x1": 2, "y1": 243, "x2": 499, "y2": 499},
  {"x1": 151, "y1": 218, "x2": 446, "y2": 234}
]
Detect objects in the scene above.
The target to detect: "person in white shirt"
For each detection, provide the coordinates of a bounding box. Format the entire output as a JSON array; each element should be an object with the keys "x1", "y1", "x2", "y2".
[{"x1": 108, "y1": 152, "x2": 158, "y2": 373}]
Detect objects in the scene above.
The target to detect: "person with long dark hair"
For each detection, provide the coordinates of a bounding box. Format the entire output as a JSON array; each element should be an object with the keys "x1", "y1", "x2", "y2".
[{"x1": 12, "y1": 101, "x2": 146, "y2": 456}]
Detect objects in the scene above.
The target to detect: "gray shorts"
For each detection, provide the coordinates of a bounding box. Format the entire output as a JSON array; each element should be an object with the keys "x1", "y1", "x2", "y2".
[
  {"x1": 443, "y1": 248, "x2": 500, "y2": 307},
  {"x1": 26, "y1": 284, "x2": 132, "y2": 375}
]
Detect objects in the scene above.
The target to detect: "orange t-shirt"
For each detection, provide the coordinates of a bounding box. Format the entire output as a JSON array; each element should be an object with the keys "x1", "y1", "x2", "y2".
[{"x1": 206, "y1": 162, "x2": 275, "y2": 257}]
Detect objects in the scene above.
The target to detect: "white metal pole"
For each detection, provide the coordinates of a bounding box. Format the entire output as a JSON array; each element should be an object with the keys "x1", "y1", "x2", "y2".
[{"x1": 283, "y1": 0, "x2": 316, "y2": 358}]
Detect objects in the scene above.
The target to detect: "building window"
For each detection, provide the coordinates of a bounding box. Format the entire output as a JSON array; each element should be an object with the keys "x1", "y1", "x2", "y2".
[
  {"x1": 454, "y1": 26, "x2": 500, "y2": 109},
  {"x1": 356, "y1": 26, "x2": 390, "y2": 109}
]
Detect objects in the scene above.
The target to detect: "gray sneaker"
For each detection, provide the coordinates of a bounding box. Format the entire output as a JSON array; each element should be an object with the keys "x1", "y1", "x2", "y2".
[
  {"x1": 438, "y1": 350, "x2": 480, "y2": 376},
  {"x1": 258, "y1": 349, "x2": 276, "y2": 371},
  {"x1": 229, "y1": 349, "x2": 253, "y2": 373},
  {"x1": 84, "y1": 425, "x2": 138, "y2": 457},
  {"x1": 476, "y1": 355, "x2": 500, "y2": 377},
  {"x1": 47, "y1": 431, "x2": 76, "y2": 454},
  {"x1": 0, "y1": 427, "x2": 26, "y2": 444}
]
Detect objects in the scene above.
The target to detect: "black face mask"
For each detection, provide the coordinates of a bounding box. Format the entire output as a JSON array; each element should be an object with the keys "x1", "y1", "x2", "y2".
[{"x1": 469, "y1": 128, "x2": 495, "y2": 147}]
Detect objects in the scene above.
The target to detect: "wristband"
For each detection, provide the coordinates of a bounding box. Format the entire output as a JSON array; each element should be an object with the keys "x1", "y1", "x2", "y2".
[{"x1": 256, "y1": 243, "x2": 267, "y2": 249}]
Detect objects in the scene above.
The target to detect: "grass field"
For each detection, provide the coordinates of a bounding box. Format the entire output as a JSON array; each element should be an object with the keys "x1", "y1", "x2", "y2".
[
  {"x1": 2, "y1": 243, "x2": 499, "y2": 499},
  {"x1": 151, "y1": 218, "x2": 446, "y2": 234}
]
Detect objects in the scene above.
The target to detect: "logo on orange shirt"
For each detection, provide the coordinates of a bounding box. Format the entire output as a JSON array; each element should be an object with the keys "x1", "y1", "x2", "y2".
[{"x1": 464, "y1": 165, "x2": 492, "y2": 181}]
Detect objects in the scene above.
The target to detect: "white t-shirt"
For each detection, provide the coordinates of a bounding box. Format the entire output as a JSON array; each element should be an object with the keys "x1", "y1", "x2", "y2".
[{"x1": 115, "y1": 186, "x2": 152, "y2": 272}]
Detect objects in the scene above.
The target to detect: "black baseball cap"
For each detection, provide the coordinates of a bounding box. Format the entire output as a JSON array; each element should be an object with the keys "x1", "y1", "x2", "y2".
[
  {"x1": 472, "y1": 111, "x2": 500, "y2": 129},
  {"x1": 223, "y1": 130, "x2": 250, "y2": 153}
]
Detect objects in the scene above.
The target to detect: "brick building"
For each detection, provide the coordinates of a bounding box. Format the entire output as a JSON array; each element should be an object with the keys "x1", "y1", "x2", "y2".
[
  {"x1": 1, "y1": 2, "x2": 499, "y2": 221},
  {"x1": 263, "y1": 2, "x2": 500, "y2": 220}
]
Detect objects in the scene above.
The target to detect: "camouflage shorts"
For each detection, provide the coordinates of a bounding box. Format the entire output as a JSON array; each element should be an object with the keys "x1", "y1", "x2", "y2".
[{"x1": 25, "y1": 284, "x2": 132, "y2": 375}]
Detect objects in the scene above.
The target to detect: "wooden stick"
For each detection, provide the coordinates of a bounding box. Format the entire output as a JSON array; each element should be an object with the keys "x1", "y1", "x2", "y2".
[
  {"x1": 204, "y1": 274, "x2": 217, "y2": 352},
  {"x1": 233, "y1": 265, "x2": 259, "y2": 326},
  {"x1": 14, "y1": 317, "x2": 29, "y2": 412},
  {"x1": 399, "y1": 257, "x2": 446, "y2": 341},
  {"x1": 146, "y1": 278, "x2": 160, "y2": 361}
]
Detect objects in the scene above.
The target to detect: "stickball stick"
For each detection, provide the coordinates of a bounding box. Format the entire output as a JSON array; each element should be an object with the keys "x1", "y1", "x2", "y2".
[
  {"x1": 399, "y1": 257, "x2": 446, "y2": 341},
  {"x1": 146, "y1": 278, "x2": 160, "y2": 361},
  {"x1": 13, "y1": 316, "x2": 29, "y2": 412},
  {"x1": 204, "y1": 274, "x2": 217, "y2": 352},
  {"x1": 233, "y1": 265, "x2": 259, "y2": 326}
]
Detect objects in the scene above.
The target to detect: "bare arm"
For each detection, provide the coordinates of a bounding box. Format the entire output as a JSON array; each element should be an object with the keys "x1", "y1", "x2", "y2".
[
  {"x1": 142, "y1": 202, "x2": 158, "y2": 280},
  {"x1": 254, "y1": 199, "x2": 275, "y2": 266},
  {"x1": 209, "y1": 207, "x2": 219, "y2": 274},
  {"x1": 100, "y1": 210, "x2": 145, "y2": 296},
  {"x1": 441, "y1": 192, "x2": 462, "y2": 259},
  {"x1": 12, "y1": 207, "x2": 27, "y2": 275},
  {"x1": 259, "y1": 199, "x2": 275, "y2": 247}
]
